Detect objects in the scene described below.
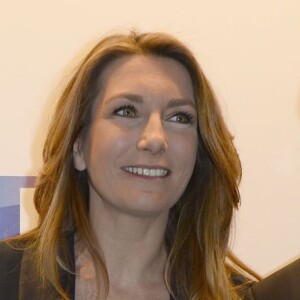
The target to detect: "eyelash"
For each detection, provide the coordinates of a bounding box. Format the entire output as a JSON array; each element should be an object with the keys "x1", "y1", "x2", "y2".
[
  {"x1": 113, "y1": 105, "x2": 195, "y2": 124},
  {"x1": 170, "y1": 111, "x2": 195, "y2": 124},
  {"x1": 113, "y1": 104, "x2": 138, "y2": 117}
]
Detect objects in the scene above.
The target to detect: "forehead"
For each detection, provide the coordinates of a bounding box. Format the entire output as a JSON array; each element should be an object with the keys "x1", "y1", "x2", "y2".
[
  {"x1": 96, "y1": 54, "x2": 194, "y2": 102},
  {"x1": 101, "y1": 54, "x2": 190, "y2": 77}
]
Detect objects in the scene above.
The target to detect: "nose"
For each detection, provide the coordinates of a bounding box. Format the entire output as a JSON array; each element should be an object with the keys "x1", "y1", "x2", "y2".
[{"x1": 137, "y1": 113, "x2": 168, "y2": 154}]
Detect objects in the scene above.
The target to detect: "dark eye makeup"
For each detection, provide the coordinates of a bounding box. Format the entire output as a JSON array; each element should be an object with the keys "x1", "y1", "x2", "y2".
[
  {"x1": 169, "y1": 111, "x2": 195, "y2": 124},
  {"x1": 113, "y1": 104, "x2": 138, "y2": 118},
  {"x1": 112, "y1": 104, "x2": 195, "y2": 125}
]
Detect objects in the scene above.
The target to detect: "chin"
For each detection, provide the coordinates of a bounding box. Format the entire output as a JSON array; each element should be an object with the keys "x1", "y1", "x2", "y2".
[{"x1": 119, "y1": 198, "x2": 173, "y2": 217}]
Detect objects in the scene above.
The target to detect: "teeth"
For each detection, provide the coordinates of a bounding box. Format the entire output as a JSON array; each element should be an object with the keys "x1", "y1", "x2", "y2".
[
  {"x1": 123, "y1": 167, "x2": 168, "y2": 177},
  {"x1": 143, "y1": 169, "x2": 149, "y2": 176}
]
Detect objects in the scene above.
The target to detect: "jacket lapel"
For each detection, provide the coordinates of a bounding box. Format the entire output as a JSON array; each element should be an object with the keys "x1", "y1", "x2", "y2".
[{"x1": 18, "y1": 233, "x2": 75, "y2": 300}]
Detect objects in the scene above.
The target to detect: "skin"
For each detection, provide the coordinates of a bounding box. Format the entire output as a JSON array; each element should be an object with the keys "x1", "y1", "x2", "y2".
[{"x1": 74, "y1": 54, "x2": 198, "y2": 299}]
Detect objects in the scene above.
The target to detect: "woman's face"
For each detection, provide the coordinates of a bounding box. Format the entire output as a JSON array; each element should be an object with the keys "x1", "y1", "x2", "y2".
[{"x1": 74, "y1": 54, "x2": 198, "y2": 217}]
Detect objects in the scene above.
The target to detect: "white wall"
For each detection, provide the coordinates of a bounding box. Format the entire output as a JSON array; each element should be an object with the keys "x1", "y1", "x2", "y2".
[{"x1": 1, "y1": 0, "x2": 299, "y2": 276}]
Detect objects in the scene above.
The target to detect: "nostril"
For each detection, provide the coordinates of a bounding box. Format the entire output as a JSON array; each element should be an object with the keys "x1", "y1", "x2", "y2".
[
  {"x1": 137, "y1": 137, "x2": 167, "y2": 154},
  {"x1": 136, "y1": 131, "x2": 168, "y2": 154}
]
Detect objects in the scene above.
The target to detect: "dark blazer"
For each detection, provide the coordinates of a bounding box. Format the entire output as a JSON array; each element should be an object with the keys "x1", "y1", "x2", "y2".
[
  {"x1": 0, "y1": 236, "x2": 176, "y2": 300},
  {"x1": 248, "y1": 258, "x2": 300, "y2": 300},
  {"x1": 0, "y1": 237, "x2": 75, "y2": 300},
  {"x1": 0, "y1": 236, "x2": 251, "y2": 300}
]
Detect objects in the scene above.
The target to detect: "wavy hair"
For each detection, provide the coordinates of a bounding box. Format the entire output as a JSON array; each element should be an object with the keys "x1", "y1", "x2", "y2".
[{"x1": 15, "y1": 31, "x2": 258, "y2": 299}]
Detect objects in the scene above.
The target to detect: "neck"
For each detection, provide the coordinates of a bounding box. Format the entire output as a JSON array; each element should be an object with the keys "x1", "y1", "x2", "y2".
[{"x1": 88, "y1": 198, "x2": 170, "y2": 287}]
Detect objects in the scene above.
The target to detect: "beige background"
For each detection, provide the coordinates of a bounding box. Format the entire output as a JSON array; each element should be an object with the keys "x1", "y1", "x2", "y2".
[{"x1": 1, "y1": 0, "x2": 300, "y2": 276}]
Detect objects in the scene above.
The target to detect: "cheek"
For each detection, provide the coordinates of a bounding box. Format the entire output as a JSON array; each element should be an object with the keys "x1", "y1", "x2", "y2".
[
  {"x1": 176, "y1": 132, "x2": 198, "y2": 163},
  {"x1": 86, "y1": 125, "x2": 135, "y2": 165}
]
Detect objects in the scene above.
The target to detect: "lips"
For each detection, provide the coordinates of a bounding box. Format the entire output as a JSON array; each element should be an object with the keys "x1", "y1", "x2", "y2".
[{"x1": 122, "y1": 166, "x2": 169, "y2": 177}]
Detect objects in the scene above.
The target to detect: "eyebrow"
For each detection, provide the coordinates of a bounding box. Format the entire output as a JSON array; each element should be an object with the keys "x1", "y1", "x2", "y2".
[
  {"x1": 107, "y1": 93, "x2": 143, "y2": 104},
  {"x1": 167, "y1": 98, "x2": 196, "y2": 109},
  {"x1": 107, "y1": 93, "x2": 196, "y2": 109}
]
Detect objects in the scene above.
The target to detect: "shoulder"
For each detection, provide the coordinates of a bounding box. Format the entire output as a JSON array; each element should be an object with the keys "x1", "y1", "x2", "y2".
[
  {"x1": 0, "y1": 239, "x2": 25, "y2": 272},
  {"x1": 0, "y1": 239, "x2": 27, "y2": 299},
  {"x1": 250, "y1": 258, "x2": 300, "y2": 300}
]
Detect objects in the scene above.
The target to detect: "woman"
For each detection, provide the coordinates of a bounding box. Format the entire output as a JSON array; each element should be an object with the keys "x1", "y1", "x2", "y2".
[{"x1": 0, "y1": 31, "x2": 259, "y2": 299}]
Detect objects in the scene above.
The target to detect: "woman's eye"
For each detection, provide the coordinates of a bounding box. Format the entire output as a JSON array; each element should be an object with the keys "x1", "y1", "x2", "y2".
[
  {"x1": 113, "y1": 105, "x2": 137, "y2": 118},
  {"x1": 169, "y1": 112, "x2": 194, "y2": 124}
]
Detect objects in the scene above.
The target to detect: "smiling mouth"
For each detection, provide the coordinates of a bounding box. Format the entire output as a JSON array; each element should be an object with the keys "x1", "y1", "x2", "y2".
[{"x1": 122, "y1": 166, "x2": 169, "y2": 177}]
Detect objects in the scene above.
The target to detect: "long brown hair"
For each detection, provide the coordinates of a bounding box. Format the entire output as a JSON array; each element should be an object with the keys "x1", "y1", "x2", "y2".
[{"x1": 13, "y1": 31, "x2": 258, "y2": 299}]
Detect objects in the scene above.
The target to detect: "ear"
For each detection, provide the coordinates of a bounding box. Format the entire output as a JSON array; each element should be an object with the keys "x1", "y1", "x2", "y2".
[{"x1": 73, "y1": 138, "x2": 87, "y2": 171}]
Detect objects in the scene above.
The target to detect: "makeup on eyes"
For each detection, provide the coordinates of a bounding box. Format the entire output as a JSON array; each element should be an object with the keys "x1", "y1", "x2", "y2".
[
  {"x1": 169, "y1": 111, "x2": 195, "y2": 124},
  {"x1": 112, "y1": 104, "x2": 195, "y2": 126},
  {"x1": 113, "y1": 104, "x2": 138, "y2": 118},
  {"x1": 108, "y1": 92, "x2": 196, "y2": 125}
]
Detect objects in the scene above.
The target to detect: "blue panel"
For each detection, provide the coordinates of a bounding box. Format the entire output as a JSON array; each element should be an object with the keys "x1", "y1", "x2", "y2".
[
  {"x1": 0, "y1": 176, "x2": 37, "y2": 207},
  {"x1": 0, "y1": 205, "x2": 20, "y2": 239}
]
